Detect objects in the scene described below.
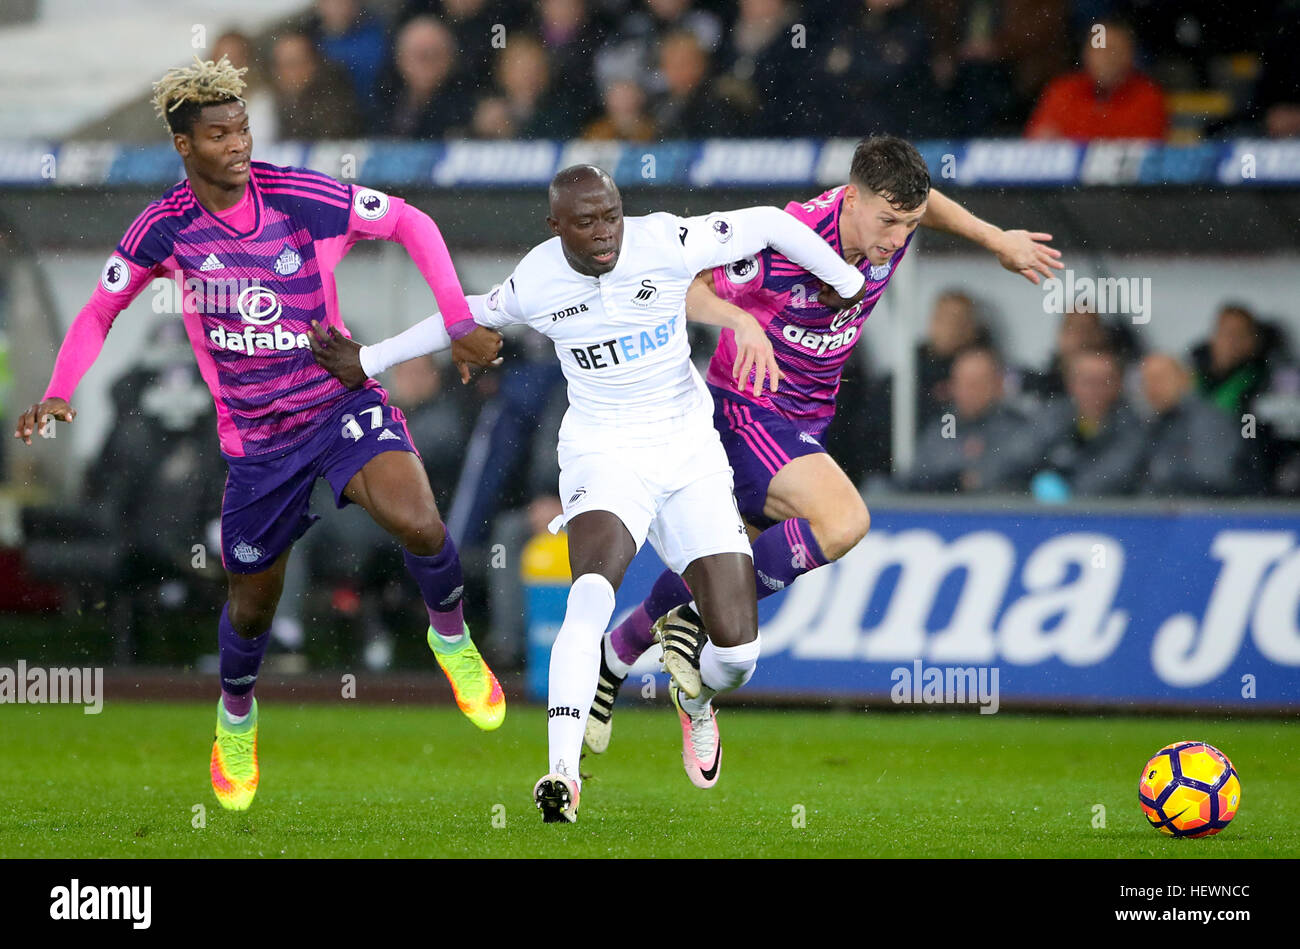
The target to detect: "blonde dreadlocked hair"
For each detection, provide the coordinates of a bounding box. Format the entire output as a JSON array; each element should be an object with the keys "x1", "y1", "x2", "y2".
[{"x1": 152, "y1": 55, "x2": 247, "y2": 135}]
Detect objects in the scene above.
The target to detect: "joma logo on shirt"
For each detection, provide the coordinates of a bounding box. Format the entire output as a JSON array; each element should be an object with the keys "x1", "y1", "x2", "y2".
[{"x1": 548, "y1": 303, "x2": 588, "y2": 322}]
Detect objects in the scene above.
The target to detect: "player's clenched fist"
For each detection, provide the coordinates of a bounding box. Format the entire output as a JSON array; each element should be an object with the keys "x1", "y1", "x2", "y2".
[
  {"x1": 309, "y1": 321, "x2": 369, "y2": 389},
  {"x1": 14, "y1": 397, "x2": 75, "y2": 445},
  {"x1": 450, "y1": 325, "x2": 504, "y2": 384}
]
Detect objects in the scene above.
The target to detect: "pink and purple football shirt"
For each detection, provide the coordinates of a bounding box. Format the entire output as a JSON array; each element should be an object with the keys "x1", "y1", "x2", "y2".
[
  {"x1": 706, "y1": 184, "x2": 913, "y2": 426},
  {"x1": 44, "y1": 161, "x2": 472, "y2": 458},
  {"x1": 704, "y1": 185, "x2": 914, "y2": 523}
]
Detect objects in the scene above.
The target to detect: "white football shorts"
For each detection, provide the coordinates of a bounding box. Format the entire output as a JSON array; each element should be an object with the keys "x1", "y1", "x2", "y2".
[{"x1": 551, "y1": 422, "x2": 752, "y2": 575}]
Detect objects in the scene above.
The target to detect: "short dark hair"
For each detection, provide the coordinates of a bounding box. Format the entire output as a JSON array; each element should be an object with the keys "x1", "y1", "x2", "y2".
[
  {"x1": 849, "y1": 135, "x2": 931, "y2": 211},
  {"x1": 165, "y1": 96, "x2": 242, "y2": 136},
  {"x1": 548, "y1": 164, "x2": 616, "y2": 208}
]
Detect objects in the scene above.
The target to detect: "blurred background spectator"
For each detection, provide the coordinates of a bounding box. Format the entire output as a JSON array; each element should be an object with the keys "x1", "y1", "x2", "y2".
[
  {"x1": 472, "y1": 35, "x2": 573, "y2": 139},
  {"x1": 906, "y1": 346, "x2": 1035, "y2": 493},
  {"x1": 816, "y1": 0, "x2": 939, "y2": 138},
  {"x1": 926, "y1": 0, "x2": 1069, "y2": 134},
  {"x1": 596, "y1": 0, "x2": 723, "y2": 96},
  {"x1": 715, "y1": 0, "x2": 809, "y2": 136},
  {"x1": 1245, "y1": 0, "x2": 1300, "y2": 138},
  {"x1": 271, "y1": 31, "x2": 363, "y2": 139},
  {"x1": 376, "y1": 15, "x2": 467, "y2": 138},
  {"x1": 1140, "y1": 352, "x2": 1249, "y2": 497},
  {"x1": 300, "y1": 0, "x2": 390, "y2": 114},
  {"x1": 1191, "y1": 302, "x2": 1270, "y2": 418},
  {"x1": 445, "y1": 331, "x2": 565, "y2": 554},
  {"x1": 1025, "y1": 17, "x2": 1167, "y2": 140},
  {"x1": 651, "y1": 29, "x2": 740, "y2": 138},
  {"x1": 915, "y1": 289, "x2": 991, "y2": 426},
  {"x1": 1018, "y1": 308, "x2": 1122, "y2": 401},
  {"x1": 212, "y1": 30, "x2": 280, "y2": 143},
  {"x1": 397, "y1": 0, "x2": 511, "y2": 104},
  {"x1": 1028, "y1": 348, "x2": 1146, "y2": 497},
  {"x1": 526, "y1": 0, "x2": 609, "y2": 132},
  {"x1": 583, "y1": 78, "x2": 657, "y2": 141},
  {"x1": 441, "y1": 330, "x2": 566, "y2": 669}
]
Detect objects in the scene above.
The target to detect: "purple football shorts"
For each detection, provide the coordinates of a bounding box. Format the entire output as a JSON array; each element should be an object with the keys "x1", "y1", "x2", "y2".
[
  {"x1": 220, "y1": 386, "x2": 417, "y2": 573},
  {"x1": 709, "y1": 383, "x2": 830, "y2": 530}
]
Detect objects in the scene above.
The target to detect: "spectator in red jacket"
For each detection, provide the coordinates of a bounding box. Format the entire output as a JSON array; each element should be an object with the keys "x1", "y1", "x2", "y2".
[{"x1": 1025, "y1": 18, "x2": 1167, "y2": 141}]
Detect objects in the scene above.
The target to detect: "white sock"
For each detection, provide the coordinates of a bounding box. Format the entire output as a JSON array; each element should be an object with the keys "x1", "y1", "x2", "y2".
[
  {"x1": 680, "y1": 634, "x2": 761, "y2": 717},
  {"x1": 602, "y1": 631, "x2": 632, "y2": 679},
  {"x1": 548, "y1": 573, "x2": 617, "y2": 784}
]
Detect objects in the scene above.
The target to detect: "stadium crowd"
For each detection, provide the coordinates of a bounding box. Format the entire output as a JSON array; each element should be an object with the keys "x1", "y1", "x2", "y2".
[
  {"x1": 199, "y1": 0, "x2": 1300, "y2": 145},
  {"x1": 903, "y1": 297, "x2": 1299, "y2": 499}
]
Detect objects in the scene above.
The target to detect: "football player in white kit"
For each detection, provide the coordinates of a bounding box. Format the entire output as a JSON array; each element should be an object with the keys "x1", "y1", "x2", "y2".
[{"x1": 309, "y1": 166, "x2": 868, "y2": 822}]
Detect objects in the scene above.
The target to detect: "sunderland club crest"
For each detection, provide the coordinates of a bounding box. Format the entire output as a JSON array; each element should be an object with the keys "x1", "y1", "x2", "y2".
[{"x1": 273, "y1": 245, "x2": 302, "y2": 276}]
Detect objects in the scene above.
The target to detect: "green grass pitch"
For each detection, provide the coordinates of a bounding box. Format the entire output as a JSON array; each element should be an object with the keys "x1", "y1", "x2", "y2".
[{"x1": 0, "y1": 701, "x2": 1295, "y2": 858}]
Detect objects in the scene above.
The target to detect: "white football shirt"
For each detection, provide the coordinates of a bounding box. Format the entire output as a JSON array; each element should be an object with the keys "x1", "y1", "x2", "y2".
[{"x1": 469, "y1": 209, "x2": 864, "y2": 446}]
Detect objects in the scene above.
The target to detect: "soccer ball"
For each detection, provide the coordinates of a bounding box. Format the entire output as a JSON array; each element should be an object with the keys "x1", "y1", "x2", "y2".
[{"x1": 1139, "y1": 741, "x2": 1241, "y2": 838}]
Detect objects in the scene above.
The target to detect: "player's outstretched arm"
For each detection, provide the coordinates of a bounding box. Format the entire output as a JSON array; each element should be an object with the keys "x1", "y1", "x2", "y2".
[
  {"x1": 701, "y1": 206, "x2": 867, "y2": 309},
  {"x1": 384, "y1": 203, "x2": 504, "y2": 366},
  {"x1": 921, "y1": 188, "x2": 1064, "y2": 285},
  {"x1": 16, "y1": 250, "x2": 156, "y2": 445},
  {"x1": 685, "y1": 271, "x2": 783, "y2": 396},
  {"x1": 310, "y1": 312, "x2": 503, "y2": 388}
]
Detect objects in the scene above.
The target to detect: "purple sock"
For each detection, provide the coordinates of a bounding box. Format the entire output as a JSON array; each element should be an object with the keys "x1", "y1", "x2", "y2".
[
  {"x1": 609, "y1": 570, "x2": 692, "y2": 663},
  {"x1": 403, "y1": 534, "x2": 465, "y2": 640},
  {"x1": 608, "y1": 604, "x2": 653, "y2": 665},
  {"x1": 609, "y1": 519, "x2": 828, "y2": 663},
  {"x1": 751, "y1": 518, "x2": 828, "y2": 600},
  {"x1": 219, "y1": 603, "x2": 269, "y2": 718}
]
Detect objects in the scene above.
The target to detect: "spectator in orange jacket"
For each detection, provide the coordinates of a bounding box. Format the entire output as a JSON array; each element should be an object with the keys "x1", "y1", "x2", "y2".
[{"x1": 1025, "y1": 18, "x2": 1167, "y2": 141}]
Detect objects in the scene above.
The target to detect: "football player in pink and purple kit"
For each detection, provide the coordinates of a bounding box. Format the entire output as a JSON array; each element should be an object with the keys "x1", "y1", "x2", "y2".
[
  {"x1": 586, "y1": 136, "x2": 1064, "y2": 777},
  {"x1": 12, "y1": 57, "x2": 507, "y2": 811}
]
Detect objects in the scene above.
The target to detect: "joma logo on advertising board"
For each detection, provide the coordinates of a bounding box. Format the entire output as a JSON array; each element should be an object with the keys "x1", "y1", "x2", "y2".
[{"x1": 757, "y1": 528, "x2": 1300, "y2": 689}]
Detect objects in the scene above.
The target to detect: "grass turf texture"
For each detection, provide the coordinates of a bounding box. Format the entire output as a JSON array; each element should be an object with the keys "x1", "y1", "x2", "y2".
[{"x1": 1, "y1": 701, "x2": 1295, "y2": 858}]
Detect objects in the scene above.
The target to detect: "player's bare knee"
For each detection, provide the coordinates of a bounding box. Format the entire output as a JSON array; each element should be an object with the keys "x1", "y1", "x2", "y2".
[
  {"x1": 814, "y1": 502, "x2": 870, "y2": 562},
  {"x1": 705, "y1": 611, "x2": 758, "y2": 649},
  {"x1": 227, "y1": 597, "x2": 277, "y2": 638},
  {"x1": 712, "y1": 625, "x2": 758, "y2": 649},
  {"x1": 397, "y1": 505, "x2": 446, "y2": 556},
  {"x1": 845, "y1": 501, "x2": 871, "y2": 550}
]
